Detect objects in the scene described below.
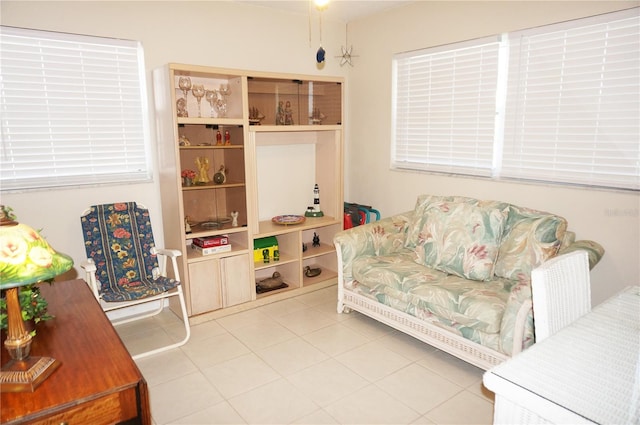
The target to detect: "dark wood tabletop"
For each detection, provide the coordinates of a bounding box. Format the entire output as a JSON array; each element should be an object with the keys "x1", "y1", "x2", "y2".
[{"x1": 1, "y1": 279, "x2": 150, "y2": 424}]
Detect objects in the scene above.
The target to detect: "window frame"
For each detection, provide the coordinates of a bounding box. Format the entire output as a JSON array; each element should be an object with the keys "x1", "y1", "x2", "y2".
[
  {"x1": 0, "y1": 26, "x2": 153, "y2": 192},
  {"x1": 391, "y1": 8, "x2": 640, "y2": 192}
]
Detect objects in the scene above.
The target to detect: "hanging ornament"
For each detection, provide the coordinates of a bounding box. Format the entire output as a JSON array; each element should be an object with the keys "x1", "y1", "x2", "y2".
[
  {"x1": 316, "y1": 6, "x2": 325, "y2": 64},
  {"x1": 336, "y1": 23, "x2": 358, "y2": 67}
]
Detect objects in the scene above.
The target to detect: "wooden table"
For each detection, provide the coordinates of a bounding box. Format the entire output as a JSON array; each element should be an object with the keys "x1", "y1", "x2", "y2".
[
  {"x1": 1, "y1": 279, "x2": 151, "y2": 424},
  {"x1": 483, "y1": 286, "x2": 640, "y2": 424}
]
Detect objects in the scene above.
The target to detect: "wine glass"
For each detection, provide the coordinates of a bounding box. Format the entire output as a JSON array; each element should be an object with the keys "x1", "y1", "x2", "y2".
[
  {"x1": 205, "y1": 89, "x2": 218, "y2": 118},
  {"x1": 191, "y1": 84, "x2": 205, "y2": 118},
  {"x1": 215, "y1": 83, "x2": 231, "y2": 118},
  {"x1": 178, "y1": 76, "x2": 192, "y2": 105}
]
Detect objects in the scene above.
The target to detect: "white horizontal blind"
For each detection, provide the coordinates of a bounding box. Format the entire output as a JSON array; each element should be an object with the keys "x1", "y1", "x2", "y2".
[
  {"x1": 392, "y1": 37, "x2": 501, "y2": 177},
  {"x1": 501, "y1": 10, "x2": 640, "y2": 190},
  {"x1": 0, "y1": 26, "x2": 151, "y2": 191}
]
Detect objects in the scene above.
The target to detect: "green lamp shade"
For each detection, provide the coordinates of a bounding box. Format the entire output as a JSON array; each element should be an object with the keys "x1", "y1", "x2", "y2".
[{"x1": 0, "y1": 223, "x2": 74, "y2": 290}]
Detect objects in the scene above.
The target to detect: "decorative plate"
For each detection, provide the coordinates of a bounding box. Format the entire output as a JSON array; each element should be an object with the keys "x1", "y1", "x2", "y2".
[{"x1": 272, "y1": 215, "x2": 305, "y2": 225}]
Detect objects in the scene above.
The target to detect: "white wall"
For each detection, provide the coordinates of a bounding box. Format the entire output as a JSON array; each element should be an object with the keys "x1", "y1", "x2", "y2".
[
  {"x1": 1, "y1": 1, "x2": 348, "y2": 282},
  {"x1": 346, "y1": 1, "x2": 640, "y2": 306},
  {"x1": 2, "y1": 1, "x2": 638, "y2": 307}
]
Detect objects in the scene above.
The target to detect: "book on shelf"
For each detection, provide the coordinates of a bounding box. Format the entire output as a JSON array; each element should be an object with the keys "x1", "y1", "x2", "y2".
[
  {"x1": 191, "y1": 243, "x2": 232, "y2": 255},
  {"x1": 192, "y1": 235, "x2": 229, "y2": 248}
]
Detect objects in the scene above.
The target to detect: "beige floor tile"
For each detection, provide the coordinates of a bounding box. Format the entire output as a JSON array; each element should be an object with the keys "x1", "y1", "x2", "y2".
[
  {"x1": 376, "y1": 330, "x2": 438, "y2": 361},
  {"x1": 275, "y1": 307, "x2": 338, "y2": 335},
  {"x1": 336, "y1": 340, "x2": 413, "y2": 381},
  {"x1": 375, "y1": 363, "x2": 463, "y2": 414},
  {"x1": 202, "y1": 353, "x2": 280, "y2": 398},
  {"x1": 124, "y1": 288, "x2": 496, "y2": 425},
  {"x1": 257, "y1": 297, "x2": 308, "y2": 318},
  {"x1": 168, "y1": 401, "x2": 246, "y2": 424},
  {"x1": 181, "y1": 331, "x2": 251, "y2": 369},
  {"x1": 424, "y1": 390, "x2": 494, "y2": 424},
  {"x1": 135, "y1": 349, "x2": 198, "y2": 386},
  {"x1": 256, "y1": 337, "x2": 329, "y2": 376},
  {"x1": 228, "y1": 378, "x2": 319, "y2": 424},
  {"x1": 149, "y1": 372, "x2": 224, "y2": 425},
  {"x1": 292, "y1": 408, "x2": 340, "y2": 424},
  {"x1": 324, "y1": 384, "x2": 420, "y2": 424},
  {"x1": 216, "y1": 307, "x2": 272, "y2": 332},
  {"x1": 230, "y1": 319, "x2": 297, "y2": 351},
  {"x1": 287, "y1": 358, "x2": 369, "y2": 407},
  {"x1": 119, "y1": 325, "x2": 174, "y2": 358},
  {"x1": 303, "y1": 322, "x2": 371, "y2": 356},
  {"x1": 295, "y1": 286, "x2": 339, "y2": 306},
  {"x1": 418, "y1": 349, "x2": 485, "y2": 387},
  {"x1": 341, "y1": 312, "x2": 396, "y2": 339}
]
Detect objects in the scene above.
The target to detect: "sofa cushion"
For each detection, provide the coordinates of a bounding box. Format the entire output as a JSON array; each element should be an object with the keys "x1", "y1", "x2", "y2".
[
  {"x1": 406, "y1": 195, "x2": 477, "y2": 248},
  {"x1": 351, "y1": 254, "x2": 513, "y2": 334},
  {"x1": 411, "y1": 201, "x2": 507, "y2": 281},
  {"x1": 494, "y1": 206, "x2": 567, "y2": 280}
]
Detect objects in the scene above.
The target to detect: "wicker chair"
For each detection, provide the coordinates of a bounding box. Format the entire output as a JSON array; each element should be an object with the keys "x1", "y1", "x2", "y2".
[
  {"x1": 531, "y1": 250, "x2": 591, "y2": 342},
  {"x1": 80, "y1": 202, "x2": 190, "y2": 359}
]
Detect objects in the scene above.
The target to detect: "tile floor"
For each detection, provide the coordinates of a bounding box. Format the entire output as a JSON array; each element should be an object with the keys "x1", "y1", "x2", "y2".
[{"x1": 116, "y1": 285, "x2": 496, "y2": 424}]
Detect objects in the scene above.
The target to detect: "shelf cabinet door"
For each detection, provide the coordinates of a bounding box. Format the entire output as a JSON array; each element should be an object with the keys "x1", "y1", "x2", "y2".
[
  {"x1": 221, "y1": 254, "x2": 253, "y2": 307},
  {"x1": 188, "y1": 260, "x2": 223, "y2": 315}
]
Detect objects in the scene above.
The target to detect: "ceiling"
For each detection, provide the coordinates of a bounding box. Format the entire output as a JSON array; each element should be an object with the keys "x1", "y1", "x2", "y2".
[{"x1": 236, "y1": 1, "x2": 413, "y2": 23}]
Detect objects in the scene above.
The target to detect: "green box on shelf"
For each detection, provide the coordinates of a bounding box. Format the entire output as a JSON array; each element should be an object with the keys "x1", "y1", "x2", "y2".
[{"x1": 253, "y1": 236, "x2": 278, "y2": 263}]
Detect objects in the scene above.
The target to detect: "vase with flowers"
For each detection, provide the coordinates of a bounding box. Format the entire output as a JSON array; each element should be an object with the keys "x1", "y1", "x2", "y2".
[{"x1": 181, "y1": 169, "x2": 196, "y2": 186}]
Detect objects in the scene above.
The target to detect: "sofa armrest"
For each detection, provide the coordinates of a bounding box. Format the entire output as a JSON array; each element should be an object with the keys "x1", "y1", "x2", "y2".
[
  {"x1": 334, "y1": 211, "x2": 412, "y2": 283},
  {"x1": 557, "y1": 240, "x2": 605, "y2": 270},
  {"x1": 499, "y1": 280, "x2": 535, "y2": 356}
]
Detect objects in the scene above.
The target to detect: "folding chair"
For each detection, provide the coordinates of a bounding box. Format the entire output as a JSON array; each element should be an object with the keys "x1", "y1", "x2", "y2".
[
  {"x1": 80, "y1": 202, "x2": 190, "y2": 359},
  {"x1": 531, "y1": 250, "x2": 591, "y2": 342}
]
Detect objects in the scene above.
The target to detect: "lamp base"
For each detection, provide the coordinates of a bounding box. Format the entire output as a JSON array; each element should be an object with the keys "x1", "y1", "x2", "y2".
[{"x1": 0, "y1": 356, "x2": 60, "y2": 392}]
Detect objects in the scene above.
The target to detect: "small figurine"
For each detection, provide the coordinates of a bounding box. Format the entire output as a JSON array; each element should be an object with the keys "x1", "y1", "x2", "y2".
[
  {"x1": 184, "y1": 217, "x2": 192, "y2": 233},
  {"x1": 177, "y1": 97, "x2": 188, "y2": 117},
  {"x1": 262, "y1": 249, "x2": 270, "y2": 264},
  {"x1": 312, "y1": 232, "x2": 320, "y2": 247},
  {"x1": 195, "y1": 157, "x2": 210, "y2": 184},
  {"x1": 304, "y1": 266, "x2": 321, "y2": 278},
  {"x1": 256, "y1": 271, "x2": 284, "y2": 290},
  {"x1": 213, "y1": 164, "x2": 226, "y2": 184},
  {"x1": 284, "y1": 100, "x2": 293, "y2": 125},
  {"x1": 216, "y1": 130, "x2": 223, "y2": 146},
  {"x1": 276, "y1": 101, "x2": 285, "y2": 125},
  {"x1": 231, "y1": 211, "x2": 239, "y2": 227},
  {"x1": 225, "y1": 130, "x2": 231, "y2": 145},
  {"x1": 179, "y1": 135, "x2": 190, "y2": 146},
  {"x1": 302, "y1": 242, "x2": 308, "y2": 252}
]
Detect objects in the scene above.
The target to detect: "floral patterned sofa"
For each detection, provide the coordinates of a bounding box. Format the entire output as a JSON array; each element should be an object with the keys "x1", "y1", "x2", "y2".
[{"x1": 333, "y1": 195, "x2": 604, "y2": 370}]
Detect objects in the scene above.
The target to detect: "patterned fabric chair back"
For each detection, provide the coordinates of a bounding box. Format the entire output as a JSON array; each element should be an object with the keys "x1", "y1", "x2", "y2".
[{"x1": 81, "y1": 202, "x2": 172, "y2": 302}]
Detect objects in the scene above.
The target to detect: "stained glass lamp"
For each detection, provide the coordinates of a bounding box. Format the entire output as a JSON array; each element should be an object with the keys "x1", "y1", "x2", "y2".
[{"x1": 0, "y1": 206, "x2": 74, "y2": 392}]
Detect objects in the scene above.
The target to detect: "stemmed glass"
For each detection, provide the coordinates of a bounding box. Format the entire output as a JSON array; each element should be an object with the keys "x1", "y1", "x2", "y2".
[
  {"x1": 178, "y1": 76, "x2": 192, "y2": 104},
  {"x1": 191, "y1": 84, "x2": 205, "y2": 118},
  {"x1": 205, "y1": 89, "x2": 218, "y2": 118},
  {"x1": 214, "y1": 84, "x2": 231, "y2": 117}
]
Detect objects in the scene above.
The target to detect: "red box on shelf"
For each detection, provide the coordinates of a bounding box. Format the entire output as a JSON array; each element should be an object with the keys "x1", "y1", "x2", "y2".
[{"x1": 192, "y1": 235, "x2": 229, "y2": 248}]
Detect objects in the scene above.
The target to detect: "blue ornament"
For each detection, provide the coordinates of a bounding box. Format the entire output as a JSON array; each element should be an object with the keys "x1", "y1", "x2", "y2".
[{"x1": 316, "y1": 47, "x2": 326, "y2": 64}]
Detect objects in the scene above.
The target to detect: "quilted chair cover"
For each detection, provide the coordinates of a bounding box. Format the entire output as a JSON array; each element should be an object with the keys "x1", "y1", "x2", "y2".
[{"x1": 81, "y1": 202, "x2": 179, "y2": 302}]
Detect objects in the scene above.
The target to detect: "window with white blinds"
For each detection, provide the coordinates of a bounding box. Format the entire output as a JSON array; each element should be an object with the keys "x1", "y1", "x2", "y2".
[
  {"x1": 392, "y1": 36, "x2": 503, "y2": 177},
  {"x1": 0, "y1": 26, "x2": 152, "y2": 191},
  {"x1": 392, "y1": 8, "x2": 639, "y2": 191},
  {"x1": 501, "y1": 11, "x2": 640, "y2": 190}
]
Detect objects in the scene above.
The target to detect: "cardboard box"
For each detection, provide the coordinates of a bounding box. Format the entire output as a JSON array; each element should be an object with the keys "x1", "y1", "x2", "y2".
[{"x1": 253, "y1": 236, "x2": 278, "y2": 263}]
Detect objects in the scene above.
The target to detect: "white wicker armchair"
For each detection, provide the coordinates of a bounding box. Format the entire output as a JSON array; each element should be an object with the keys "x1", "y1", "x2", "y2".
[{"x1": 531, "y1": 250, "x2": 591, "y2": 342}]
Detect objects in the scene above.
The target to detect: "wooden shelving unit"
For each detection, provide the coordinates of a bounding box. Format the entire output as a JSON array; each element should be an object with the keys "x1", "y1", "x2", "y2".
[{"x1": 153, "y1": 64, "x2": 343, "y2": 322}]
